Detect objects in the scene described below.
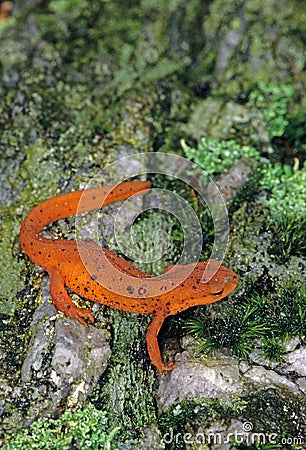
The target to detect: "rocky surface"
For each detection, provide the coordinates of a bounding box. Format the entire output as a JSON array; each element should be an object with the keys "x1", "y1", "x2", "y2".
[
  {"x1": 157, "y1": 352, "x2": 241, "y2": 412},
  {"x1": 0, "y1": 0, "x2": 305, "y2": 448},
  {"x1": 1, "y1": 275, "x2": 111, "y2": 428},
  {"x1": 156, "y1": 342, "x2": 305, "y2": 411}
]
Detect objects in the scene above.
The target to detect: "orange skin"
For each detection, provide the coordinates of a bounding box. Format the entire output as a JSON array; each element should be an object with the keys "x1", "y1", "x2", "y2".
[{"x1": 19, "y1": 181, "x2": 238, "y2": 374}]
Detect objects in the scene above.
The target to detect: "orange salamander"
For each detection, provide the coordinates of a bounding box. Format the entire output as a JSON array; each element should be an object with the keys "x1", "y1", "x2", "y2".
[{"x1": 19, "y1": 180, "x2": 238, "y2": 373}]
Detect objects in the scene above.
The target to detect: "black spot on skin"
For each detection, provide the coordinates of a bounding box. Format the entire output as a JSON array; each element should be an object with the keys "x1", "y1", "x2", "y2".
[
  {"x1": 61, "y1": 248, "x2": 65, "y2": 252},
  {"x1": 127, "y1": 285, "x2": 134, "y2": 294},
  {"x1": 84, "y1": 287, "x2": 88, "y2": 292},
  {"x1": 138, "y1": 286, "x2": 146, "y2": 296}
]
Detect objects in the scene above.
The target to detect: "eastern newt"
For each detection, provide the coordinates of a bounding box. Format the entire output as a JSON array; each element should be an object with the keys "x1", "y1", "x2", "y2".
[{"x1": 19, "y1": 180, "x2": 238, "y2": 374}]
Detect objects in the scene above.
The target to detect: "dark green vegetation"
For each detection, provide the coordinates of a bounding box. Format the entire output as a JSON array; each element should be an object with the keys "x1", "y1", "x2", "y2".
[
  {"x1": 186, "y1": 281, "x2": 305, "y2": 361},
  {"x1": 0, "y1": 0, "x2": 305, "y2": 448}
]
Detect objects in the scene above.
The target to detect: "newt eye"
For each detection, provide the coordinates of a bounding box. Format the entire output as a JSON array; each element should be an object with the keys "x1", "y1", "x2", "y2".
[{"x1": 208, "y1": 281, "x2": 224, "y2": 295}]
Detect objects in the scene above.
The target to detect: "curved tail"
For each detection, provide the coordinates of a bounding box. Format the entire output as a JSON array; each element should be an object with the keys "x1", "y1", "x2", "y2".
[{"x1": 20, "y1": 180, "x2": 151, "y2": 254}]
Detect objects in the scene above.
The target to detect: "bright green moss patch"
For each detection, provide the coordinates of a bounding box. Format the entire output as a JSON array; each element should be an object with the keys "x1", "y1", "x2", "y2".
[
  {"x1": 249, "y1": 82, "x2": 295, "y2": 138},
  {"x1": 181, "y1": 137, "x2": 260, "y2": 176},
  {"x1": 3, "y1": 404, "x2": 119, "y2": 450},
  {"x1": 260, "y1": 161, "x2": 306, "y2": 219}
]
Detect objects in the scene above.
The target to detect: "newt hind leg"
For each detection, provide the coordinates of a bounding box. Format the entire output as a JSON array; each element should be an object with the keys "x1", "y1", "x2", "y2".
[
  {"x1": 49, "y1": 268, "x2": 94, "y2": 327},
  {"x1": 146, "y1": 311, "x2": 178, "y2": 374}
]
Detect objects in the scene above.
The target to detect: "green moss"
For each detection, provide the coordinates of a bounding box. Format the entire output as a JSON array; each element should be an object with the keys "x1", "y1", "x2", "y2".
[
  {"x1": 238, "y1": 389, "x2": 303, "y2": 446},
  {"x1": 185, "y1": 280, "x2": 305, "y2": 360},
  {"x1": 185, "y1": 304, "x2": 268, "y2": 359},
  {"x1": 265, "y1": 213, "x2": 306, "y2": 263},
  {"x1": 91, "y1": 309, "x2": 157, "y2": 443},
  {"x1": 182, "y1": 137, "x2": 260, "y2": 176},
  {"x1": 249, "y1": 82, "x2": 295, "y2": 138},
  {"x1": 158, "y1": 399, "x2": 234, "y2": 450},
  {"x1": 3, "y1": 403, "x2": 119, "y2": 450},
  {"x1": 158, "y1": 391, "x2": 304, "y2": 448},
  {"x1": 259, "y1": 161, "x2": 306, "y2": 219},
  {"x1": 260, "y1": 337, "x2": 286, "y2": 363},
  {"x1": 0, "y1": 209, "x2": 25, "y2": 315},
  {"x1": 0, "y1": 0, "x2": 305, "y2": 445}
]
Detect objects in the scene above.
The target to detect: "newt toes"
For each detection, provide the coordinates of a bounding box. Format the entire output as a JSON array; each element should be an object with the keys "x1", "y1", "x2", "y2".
[{"x1": 20, "y1": 180, "x2": 238, "y2": 374}]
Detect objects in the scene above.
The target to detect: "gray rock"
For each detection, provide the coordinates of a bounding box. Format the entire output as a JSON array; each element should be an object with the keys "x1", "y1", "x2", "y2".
[
  {"x1": 19, "y1": 275, "x2": 111, "y2": 421},
  {"x1": 283, "y1": 347, "x2": 306, "y2": 377},
  {"x1": 296, "y1": 378, "x2": 306, "y2": 394},
  {"x1": 52, "y1": 318, "x2": 111, "y2": 385},
  {"x1": 21, "y1": 276, "x2": 57, "y2": 382},
  {"x1": 284, "y1": 336, "x2": 300, "y2": 353},
  {"x1": 204, "y1": 419, "x2": 246, "y2": 450},
  {"x1": 243, "y1": 366, "x2": 300, "y2": 396},
  {"x1": 138, "y1": 424, "x2": 165, "y2": 450},
  {"x1": 156, "y1": 357, "x2": 241, "y2": 412}
]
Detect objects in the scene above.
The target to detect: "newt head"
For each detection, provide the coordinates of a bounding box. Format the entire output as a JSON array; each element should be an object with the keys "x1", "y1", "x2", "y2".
[
  {"x1": 200, "y1": 258, "x2": 238, "y2": 299},
  {"x1": 165, "y1": 259, "x2": 238, "y2": 315}
]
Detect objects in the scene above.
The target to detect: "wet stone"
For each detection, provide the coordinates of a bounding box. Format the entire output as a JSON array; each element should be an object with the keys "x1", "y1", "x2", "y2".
[
  {"x1": 20, "y1": 309, "x2": 111, "y2": 421},
  {"x1": 243, "y1": 366, "x2": 301, "y2": 397},
  {"x1": 156, "y1": 356, "x2": 241, "y2": 412},
  {"x1": 282, "y1": 347, "x2": 306, "y2": 377}
]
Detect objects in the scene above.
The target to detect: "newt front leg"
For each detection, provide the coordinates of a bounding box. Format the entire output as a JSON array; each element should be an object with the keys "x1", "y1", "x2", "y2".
[
  {"x1": 49, "y1": 268, "x2": 94, "y2": 326},
  {"x1": 146, "y1": 311, "x2": 178, "y2": 374}
]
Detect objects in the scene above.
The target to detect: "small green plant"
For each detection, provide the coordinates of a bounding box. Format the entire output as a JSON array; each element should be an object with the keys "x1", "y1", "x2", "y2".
[
  {"x1": 185, "y1": 281, "x2": 305, "y2": 359},
  {"x1": 186, "y1": 305, "x2": 268, "y2": 359},
  {"x1": 249, "y1": 82, "x2": 295, "y2": 138},
  {"x1": 265, "y1": 212, "x2": 306, "y2": 263},
  {"x1": 181, "y1": 137, "x2": 259, "y2": 176},
  {"x1": 260, "y1": 161, "x2": 306, "y2": 219},
  {"x1": 260, "y1": 336, "x2": 286, "y2": 363},
  {"x1": 3, "y1": 404, "x2": 119, "y2": 450}
]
